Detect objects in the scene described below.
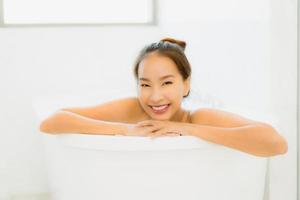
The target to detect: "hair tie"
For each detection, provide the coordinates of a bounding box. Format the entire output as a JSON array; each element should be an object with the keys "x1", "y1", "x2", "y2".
[{"x1": 160, "y1": 37, "x2": 186, "y2": 51}]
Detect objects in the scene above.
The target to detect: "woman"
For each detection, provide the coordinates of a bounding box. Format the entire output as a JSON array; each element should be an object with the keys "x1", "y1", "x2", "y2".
[{"x1": 40, "y1": 37, "x2": 288, "y2": 157}]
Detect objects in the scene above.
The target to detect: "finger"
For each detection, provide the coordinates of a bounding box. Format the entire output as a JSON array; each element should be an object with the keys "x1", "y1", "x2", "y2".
[
  {"x1": 138, "y1": 120, "x2": 162, "y2": 126},
  {"x1": 149, "y1": 126, "x2": 162, "y2": 134},
  {"x1": 137, "y1": 121, "x2": 154, "y2": 127},
  {"x1": 166, "y1": 133, "x2": 180, "y2": 137},
  {"x1": 138, "y1": 125, "x2": 160, "y2": 136},
  {"x1": 138, "y1": 124, "x2": 153, "y2": 128},
  {"x1": 139, "y1": 123, "x2": 161, "y2": 132},
  {"x1": 149, "y1": 128, "x2": 166, "y2": 139},
  {"x1": 151, "y1": 130, "x2": 182, "y2": 138}
]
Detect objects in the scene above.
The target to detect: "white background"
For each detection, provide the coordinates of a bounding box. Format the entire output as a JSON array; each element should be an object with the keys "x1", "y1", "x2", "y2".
[{"x1": 0, "y1": 0, "x2": 297, "y2": 199}]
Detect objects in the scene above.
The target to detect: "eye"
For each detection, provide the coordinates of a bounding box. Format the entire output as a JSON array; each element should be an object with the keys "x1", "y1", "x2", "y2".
[
  {"x1": 163, "y1": 81, "x2": 173, "y2": 85},
  {"x1": 140, "y1": 84, "x2": 149, "y2": 87}
]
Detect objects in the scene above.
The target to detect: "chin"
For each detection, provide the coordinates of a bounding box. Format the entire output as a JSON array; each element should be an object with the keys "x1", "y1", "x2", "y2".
[{"x1": 147, "y1": 112, "x2": 172, "y2": 121}]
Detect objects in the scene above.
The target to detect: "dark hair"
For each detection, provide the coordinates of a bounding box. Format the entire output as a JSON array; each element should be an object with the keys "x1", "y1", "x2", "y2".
[{"x1": 133, "y1": 37, "x2": 191, "y2": 98}]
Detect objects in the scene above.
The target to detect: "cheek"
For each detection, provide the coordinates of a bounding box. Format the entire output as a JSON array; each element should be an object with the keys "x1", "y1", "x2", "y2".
[
  {"x1": 169, "y1": 85, "x2": 183, "y2": 98},
  {"x1": 138, "y1": 89, "x2": 149, "y2": 105},
  {"x1": 138, "y1": 88, "x2": 149, "y2": 98}
]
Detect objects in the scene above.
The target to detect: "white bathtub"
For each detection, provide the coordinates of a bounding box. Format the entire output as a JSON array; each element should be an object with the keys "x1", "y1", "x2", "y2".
[{"x1": 41, "y1": 133, "x2": 267, "y2": 200}]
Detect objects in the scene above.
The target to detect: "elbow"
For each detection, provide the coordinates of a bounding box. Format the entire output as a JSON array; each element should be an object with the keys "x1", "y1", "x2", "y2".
[
  {"x1": 39, "y1": 110, "x2": 76, "y2": 134},
  {"x1": 272, "y1": 136, "x2": 288, "y2": 155},
  {"x1": 255, "y1": 123, "x2": 288, "y2": 157},
  {"x1": 39, "y1": 110, "x2": 65, "y2": 134},
  {"x1": 253, "y1": 136, "x2": 288, "y2": 157},
  {"x1": 39, "y1": 120, "x2": 56, "y2": 134},
  {"x1": 39, "y1": 121, "x2": 49, "y2": 133},
  {"x1": 265, "y1": 124, "x2": 288, "y2": 156}
]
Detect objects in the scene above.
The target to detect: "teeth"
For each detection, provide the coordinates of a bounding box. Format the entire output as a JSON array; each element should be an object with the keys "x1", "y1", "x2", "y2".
[{"x1": 151, "y1": 104, "x2": 168, "y2": 111}]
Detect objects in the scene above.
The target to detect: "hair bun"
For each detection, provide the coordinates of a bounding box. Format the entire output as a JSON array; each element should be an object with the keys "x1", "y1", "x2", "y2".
[{"x1": 160, "y1": 37, "x2": 186, "y2": 51}]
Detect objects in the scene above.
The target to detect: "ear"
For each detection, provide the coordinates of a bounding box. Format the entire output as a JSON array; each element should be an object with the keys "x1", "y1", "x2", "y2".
[{"x1": 183, "y1": 76, "x2": 191, "y2": 97}]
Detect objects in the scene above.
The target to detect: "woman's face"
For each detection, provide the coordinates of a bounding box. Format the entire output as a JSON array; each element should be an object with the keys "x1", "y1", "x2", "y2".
[{"x1": 137, "y1": 53, "x2": 190, "y2": 121}]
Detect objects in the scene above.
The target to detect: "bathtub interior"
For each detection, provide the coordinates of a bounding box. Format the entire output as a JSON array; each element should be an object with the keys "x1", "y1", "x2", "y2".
[{"x1": 41, "y1": 133, "x2": 268, "y2": 200}]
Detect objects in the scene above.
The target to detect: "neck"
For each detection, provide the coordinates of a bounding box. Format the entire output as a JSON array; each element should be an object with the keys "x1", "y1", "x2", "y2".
[{"x1": 170, "y1": 108, "x2": 187, "y2": 122}]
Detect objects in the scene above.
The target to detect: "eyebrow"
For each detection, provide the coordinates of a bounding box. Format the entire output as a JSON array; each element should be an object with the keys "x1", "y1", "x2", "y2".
[{"x1": 139, "y1": 75, "x2": 175, "y2": 82}]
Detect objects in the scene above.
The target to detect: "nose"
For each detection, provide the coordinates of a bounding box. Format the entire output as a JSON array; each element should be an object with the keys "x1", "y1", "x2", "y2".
[{"x1": 149, "y1": 88, "x2": 164, "y2": 103}]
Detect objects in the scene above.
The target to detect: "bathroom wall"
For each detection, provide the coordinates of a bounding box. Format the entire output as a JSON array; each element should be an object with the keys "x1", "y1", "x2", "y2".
[
  {"x1": 267, "y1": 1, "x2": 297, "y2": 199},
  {"x1": 0, "y1": 0, "x2": 296, "y2": 199}
]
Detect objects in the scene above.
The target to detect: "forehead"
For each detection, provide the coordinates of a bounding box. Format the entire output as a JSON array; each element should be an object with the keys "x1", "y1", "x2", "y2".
[{"x1": 138, "y1": 53, "x2": 180, "y2": 78}]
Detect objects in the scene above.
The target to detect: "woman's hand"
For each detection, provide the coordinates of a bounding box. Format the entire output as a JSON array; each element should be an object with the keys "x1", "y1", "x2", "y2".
[
  {"x1": 122, "y1": 120, "x2": 188, "y2": 138},
  {"x1": 123, "y1": 123, "x2": 160, "y2": 137},
  {"x1": 136, "y1": 120, "x2": 188, "y2": 139}
]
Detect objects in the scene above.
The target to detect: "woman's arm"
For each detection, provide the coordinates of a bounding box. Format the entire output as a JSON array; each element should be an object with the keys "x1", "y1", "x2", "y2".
[
  {"x1": 137, "y1": 108, "x2": 288, "y2": 157},
  {"x1": 183, "y1": 122, "x2": 288, "y2": 157},
  {"x1": 39, "y1": 110, "x2": 128, "y2": 135}
]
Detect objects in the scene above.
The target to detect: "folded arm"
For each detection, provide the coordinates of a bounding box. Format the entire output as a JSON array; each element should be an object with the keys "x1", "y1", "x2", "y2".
[
  {"x1": 183, "y1": 122, "x2": 288, "y2": 157},
  {"x1": 39, "y1": 110, "x2": 128, "y2": 135}
]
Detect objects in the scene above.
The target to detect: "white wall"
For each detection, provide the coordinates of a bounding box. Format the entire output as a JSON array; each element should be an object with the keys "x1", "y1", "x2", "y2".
[
  {"x1": 0, "y1": 0, "x2": 296, "y2": 199},
  {"x1": 268, "y1": 1, "x2": 297, "y2": 199}
]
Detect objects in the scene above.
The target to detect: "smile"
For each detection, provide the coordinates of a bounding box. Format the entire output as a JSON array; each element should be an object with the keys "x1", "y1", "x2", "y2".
[{"x1": 149, "y1": 104, "x2": 170, "y2": 114}]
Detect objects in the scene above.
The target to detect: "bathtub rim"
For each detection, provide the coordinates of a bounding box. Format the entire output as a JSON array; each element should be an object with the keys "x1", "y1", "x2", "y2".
[{"x1": 40, "y1": 133, "x2": 263, "y2": 156}]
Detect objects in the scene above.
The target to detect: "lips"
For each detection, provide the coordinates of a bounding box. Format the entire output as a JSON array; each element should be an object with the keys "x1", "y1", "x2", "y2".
[{"x1": 149, "y1": 104, "x2": 170, "y2": 114}]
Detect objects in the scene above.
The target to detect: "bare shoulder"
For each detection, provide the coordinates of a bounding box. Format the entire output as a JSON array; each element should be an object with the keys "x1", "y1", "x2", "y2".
[
  {"x1": 61, "y1": 96, "x2": 144, "y2": 123},
  {"x1": 190, "y1": 107, "x2": 261, "y2": 127}
]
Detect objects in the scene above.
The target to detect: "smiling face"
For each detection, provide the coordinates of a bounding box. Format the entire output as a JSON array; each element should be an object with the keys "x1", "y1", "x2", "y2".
[{"x1": 137, "y1": 52, "x2": 190, "y2": 121}]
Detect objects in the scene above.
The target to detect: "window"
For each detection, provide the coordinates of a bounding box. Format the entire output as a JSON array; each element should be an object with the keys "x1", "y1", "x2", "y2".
[{"x1": 1, "y1": 0, "x2": 155, "y2": 25}]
